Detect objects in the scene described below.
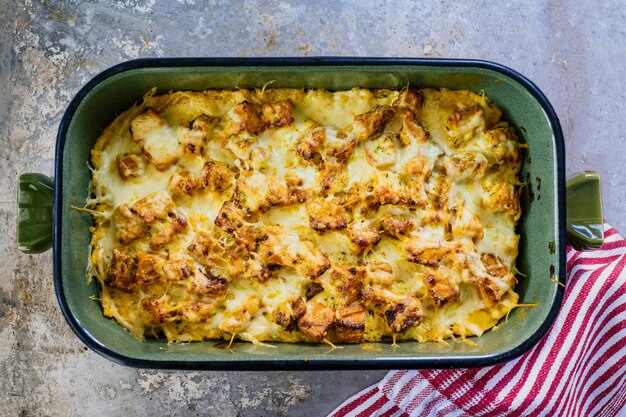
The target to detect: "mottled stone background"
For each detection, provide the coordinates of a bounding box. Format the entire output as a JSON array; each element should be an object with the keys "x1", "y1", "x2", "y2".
[{"x1": 1, "y1": 0, "x2": 624, "y2": 416}]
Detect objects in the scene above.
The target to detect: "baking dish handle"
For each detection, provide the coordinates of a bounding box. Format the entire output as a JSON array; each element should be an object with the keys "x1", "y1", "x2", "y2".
[
  {"x1": 17, "y1": 173, "x2": 54, "y2": 254},
  {"x1": 566, "y1": 171, "x2": 604, "y2": 251}
]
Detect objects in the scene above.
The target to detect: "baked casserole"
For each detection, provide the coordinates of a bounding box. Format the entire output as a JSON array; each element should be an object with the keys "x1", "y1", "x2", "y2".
[{"x1": 87, "y1": 87, "x2": 523, "y2": 345}]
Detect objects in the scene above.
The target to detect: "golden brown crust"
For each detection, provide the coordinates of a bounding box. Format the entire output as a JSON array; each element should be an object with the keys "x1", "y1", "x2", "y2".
[
  {"x1": 273, "y1": 296, "x2": 306, "y2": 329},
  {"x1": 353, "y1": 105, "x2": 395, "y2": 140},
  {"x1": 319, "y1": 162, "x2": 347, "y2": 196},
  {"x1": 187, "y1": 231, "x2": 226, "y2": 269},
  {"x1": 380, "y1": 215, "x2": 414, "y2": 239},
  {"x1": 135, "y1": 251, "x2": 166, "y2": 286},
  {"x1": 384, "y1": 295, "x2": 422, "y2": 333},
  {"x1": 225, "y1": 101, "x2": 265, "y2": 136},
  {"x1": 370, "y1": 172, "x2": 405, "y2": 206},
  {"x1": 115, "y1": 204, "x2": 148, "y2": 245},
  {"x1": 335, "y1": 304, "x2": 366, "y2": 343},
  {"x1": 325, "y1": 130, "x2": 358, "y2": 161},
  {"x1": 446, "y1": 105, "x2": 485, "y2": 147},
  {"x1": 393, "y1": 89, "x2": 422, "y2": 114},
  {"x1": 179, "y1": 114, "x2": 217, "y2": 155},
  {"x1": 140, "y1": 297, "x2": 175, "y2": 324},
  {"x1": 481, "y1": 253, "x2": 508, "y2": 278},
  {"x1": 473, "y1": 276, "x2": 501, "y2": 305},
  {"x1": 332, "y1": 265, "x2": 366, "y2": 304},
  {"x1": 141, "y1": 298, "x2": 216, "y2": 324},
  {"x1": 481, "y1": 127, "x2": 520, "y2": 164},
  {"x1": 305, "y1": 282, "x2": 324, "y2": 299},
  {"x1": 148, "y1": 210, "x2": 188, "y2": 250},
  {"x1": 232, "y1": 170, "x2": 306, "y2": 215},
  {"x1": 307, "y1": 197, "x2": 350, "y2": 232},
  {"x1": 116, "y1": 153, "x2": 145, "y2": 180},
  {"x1": 399, "y1": 112, "x2": 429, "y2": 145},
  {"x1": 201, "y1": 161, "x2": 234, "y2": 192},
  {"x1": 130, "y1": 107, "x2": 164, "y2": 137},
  {"x1": 482, "y1": 179, "x2": 519, "y2": 216},
  {"x1": 188, "y1": 271, "x2": 229, "y2": 297},
  {"x1": 298, "y1": 302, "x2": 334, "y2": 341},
  {"x1": 214, "y1": 201, "x2": 244, "y2": 233},
  {"x1": 404, "y1": 240, "x2": 462, "y2": 268},
  {"x1": 247, "y1": 226, "x2": 331, "y2": 280},
  {"x1": 481, "y1": 253, "x2": 516, "y2": 287},
  {"x1": 261, "y1": 100, "x2": 294, "y2": 129},
  {"x1": 168, "y1": 170, "x2": 200, "y2": 197},
  {"x1": 424, "y1": 271, "x2": 459, "y2": 306},
  {"x1": 441, "y1": 152, "x2": 488, "y2": 181},
  {"x1": 178, "y1": 300, "x2": 217, "y2": 323},
  {"x1": 132, "y1": 192, "x2": 176, "y2": 224},
  {"x1": 293, "y1": 242, "x2": 332, "y2": 280},
  {"x1": 347, "y1": 221, "x2": 381, "y2": 252},
  {"x1": 400, "y1": 154, "x2": 432, "y2": 180},
  {"x1": 296, "y1": 125, "x2": 325, "y2": 161},
  {"x1": 162, "y1": 254, "x2": 193, "y2": 281},
  {"x1": 105, "y1": 248, "x2": 137, "y2": 291}
]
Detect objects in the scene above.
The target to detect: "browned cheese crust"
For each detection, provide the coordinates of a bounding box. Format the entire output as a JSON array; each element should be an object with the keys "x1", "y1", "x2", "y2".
[{"x1": 88, "y1": 87, "x2": 522, "y2": 344}]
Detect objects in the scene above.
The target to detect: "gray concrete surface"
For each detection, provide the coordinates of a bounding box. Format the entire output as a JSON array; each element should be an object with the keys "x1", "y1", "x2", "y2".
[{"x1": 1, "y1": 0, "x2": 625, "y2": 416}]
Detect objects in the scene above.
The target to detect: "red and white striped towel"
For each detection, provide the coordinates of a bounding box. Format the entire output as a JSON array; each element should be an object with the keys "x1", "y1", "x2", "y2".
[{"x1": 330, "y1": 224, "x2": 626, "y2": 417}]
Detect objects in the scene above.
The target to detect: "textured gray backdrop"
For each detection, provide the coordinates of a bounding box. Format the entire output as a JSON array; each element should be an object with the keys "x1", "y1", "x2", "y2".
[{"x1": 1, "y1": 0, "x2": 624, "y2": 416}]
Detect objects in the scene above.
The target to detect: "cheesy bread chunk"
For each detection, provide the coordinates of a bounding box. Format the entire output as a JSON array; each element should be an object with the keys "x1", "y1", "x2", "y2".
[{"x1": 88, "y1": 87, "x2": 522, "y2": 345}]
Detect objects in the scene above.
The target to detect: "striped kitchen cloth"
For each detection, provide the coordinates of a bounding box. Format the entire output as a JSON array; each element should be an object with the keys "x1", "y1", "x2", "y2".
[{"x1": 330, "y1": 224, "x2": 626, "y2": 417}]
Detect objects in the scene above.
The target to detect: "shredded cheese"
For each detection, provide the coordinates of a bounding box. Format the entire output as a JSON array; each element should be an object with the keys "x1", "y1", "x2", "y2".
[{"x1": 88, "y1": 87, "x2": 523, "y2": 345}]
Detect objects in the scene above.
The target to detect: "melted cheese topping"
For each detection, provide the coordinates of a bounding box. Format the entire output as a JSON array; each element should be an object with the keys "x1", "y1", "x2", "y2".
[{"x1": 88, "y1": 88, "x2": 522, "y2": 345}]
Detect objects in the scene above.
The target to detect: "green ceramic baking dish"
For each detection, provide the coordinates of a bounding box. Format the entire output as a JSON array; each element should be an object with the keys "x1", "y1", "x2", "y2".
[{"x1": 17, "y1": 57, "x2": 604, "y2": 370}]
